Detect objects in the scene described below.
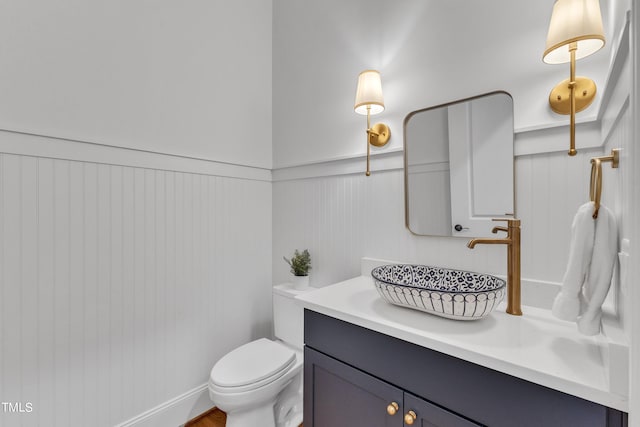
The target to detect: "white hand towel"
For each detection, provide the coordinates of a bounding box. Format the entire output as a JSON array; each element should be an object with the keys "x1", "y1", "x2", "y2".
[
  {"x1": 577, "y1": 204, "x2": 617, "y2": 335},
  {"x1": 551, "y1": 202, "x2": 596, "y2": 321}
]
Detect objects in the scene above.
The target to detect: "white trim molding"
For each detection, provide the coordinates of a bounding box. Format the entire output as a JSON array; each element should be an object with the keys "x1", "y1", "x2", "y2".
[
  {"x1": 514, "y1": 120, "x2": 602, "y2": 157},
  {"x1": 114, "y1": 384, "x2": 213, "y2": 427},
  {"x1": 0, "y1": 129, "x2": 272, "y2": 182},
  {"x1": 272, "y1": 149, "x2": 404, "y2": 182},
  {"x1": 629, "y1": 3, "x2": 640, "y2": 425}
]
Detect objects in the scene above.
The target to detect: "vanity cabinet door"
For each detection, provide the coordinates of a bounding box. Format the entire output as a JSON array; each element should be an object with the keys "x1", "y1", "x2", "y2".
[
  {"x1": 403, "y1": 393, "x2": 482, "y2": 427},
  {"x1": 304, "y1": 347, "x2": 404, "y2": 427}
]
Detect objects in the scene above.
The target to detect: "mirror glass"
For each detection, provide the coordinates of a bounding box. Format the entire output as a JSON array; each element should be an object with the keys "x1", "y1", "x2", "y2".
[{"x1": 404, "y1": 91, "x2": 514, "y2": 237}]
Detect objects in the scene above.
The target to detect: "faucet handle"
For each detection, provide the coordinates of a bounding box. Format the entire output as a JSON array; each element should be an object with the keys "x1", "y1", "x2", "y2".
[{"x1": 492, "y1": 226, "x2": 508, "y2": 234}]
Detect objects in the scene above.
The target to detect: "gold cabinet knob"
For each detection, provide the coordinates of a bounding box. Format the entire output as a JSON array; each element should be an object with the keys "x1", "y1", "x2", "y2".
[
  {"x1": 386, "y1": 401, "x2": 399, "y2": 416},
  {"x1": 404, "y1": 410, "x2": 417, "y2": 425}
]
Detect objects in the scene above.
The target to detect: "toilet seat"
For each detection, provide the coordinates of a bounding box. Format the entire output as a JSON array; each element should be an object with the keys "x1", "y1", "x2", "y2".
[{"x1": 210, "y1": 338, "x2": 296, "y2": 393}]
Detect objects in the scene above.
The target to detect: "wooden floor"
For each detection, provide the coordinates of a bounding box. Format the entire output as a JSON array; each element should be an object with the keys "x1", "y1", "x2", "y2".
[
  {"x1": 184, "y1": 407, "x2": 302, "y2": 427},
  {"x1": 184, "y1": 407, "x2": 226, "y2": 427}
]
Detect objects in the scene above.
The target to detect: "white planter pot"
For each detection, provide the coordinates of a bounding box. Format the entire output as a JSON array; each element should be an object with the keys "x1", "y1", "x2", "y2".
[{"x1": 292, "y1": 275, "x2": 309, "y2": 290}]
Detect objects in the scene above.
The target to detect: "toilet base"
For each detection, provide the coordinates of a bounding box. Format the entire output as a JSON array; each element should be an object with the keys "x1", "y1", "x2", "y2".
[
  {"x1": 225, "y1": 400, "x2": 276, "y2": 427},
  {"x1": 274, "y1": 373, "x2": 303, "y2": 427}
]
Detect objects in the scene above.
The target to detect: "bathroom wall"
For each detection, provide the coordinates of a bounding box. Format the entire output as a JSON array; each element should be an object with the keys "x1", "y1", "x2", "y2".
[
  {"x1": 272, "y1": 0, "x2": 630, "y2": 309},
  {"x1": 0, "y1": 0, "x2": 272, "y2": 169},
  {"x1": 0, "y1": 1, "x2": 273, "y2": 426},
  {"x1": 0, "y1": 145, "x2": 272, "y2": 427},
  {"x1": 273, "y1": 146, "x2": 601, "y2": 289},
  {"x1": 272, "y1": 0, "x2": 613, "y2": 169}
]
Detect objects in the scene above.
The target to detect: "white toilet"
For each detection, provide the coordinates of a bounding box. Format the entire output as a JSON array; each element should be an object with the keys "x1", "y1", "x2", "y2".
[{"x1": 208, "y1": 284, "x2": 311, "y2": 427}]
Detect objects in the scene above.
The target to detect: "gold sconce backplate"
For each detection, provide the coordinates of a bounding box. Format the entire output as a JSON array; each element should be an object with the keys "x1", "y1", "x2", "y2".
[
  {"x1": 548, "y1": 77, "x2": 597, "y2": 115},
  {"x1": 369, "y1": 123, "x2": 391, "y2": 147}
]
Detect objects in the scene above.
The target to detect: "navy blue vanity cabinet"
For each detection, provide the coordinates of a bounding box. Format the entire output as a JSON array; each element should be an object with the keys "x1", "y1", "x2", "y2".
[
  {"x1": 305, "y1": 347, "x2": 404, "y2": 426},
  {"x1": 303, "y1": 310, "x2": 628, "y2": 427},
  {"x1": 305, "y1": 347, "x2": 480, "y2": 426}
]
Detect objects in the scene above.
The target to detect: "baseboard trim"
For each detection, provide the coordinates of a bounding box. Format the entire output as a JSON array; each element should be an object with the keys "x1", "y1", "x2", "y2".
[{"x1": 114, "y1": 383, "x2": 214, "y2": 427}]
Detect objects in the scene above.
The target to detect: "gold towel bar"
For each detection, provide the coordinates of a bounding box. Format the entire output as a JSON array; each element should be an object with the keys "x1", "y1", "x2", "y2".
[{"x1": 589, "y1": 149, "x2": 620, "y2": 219}]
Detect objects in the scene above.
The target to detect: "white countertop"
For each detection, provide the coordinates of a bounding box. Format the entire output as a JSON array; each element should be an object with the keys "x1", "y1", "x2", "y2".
[{"x1": 296, "y1": 275, "x2": 628, "y2": 411}]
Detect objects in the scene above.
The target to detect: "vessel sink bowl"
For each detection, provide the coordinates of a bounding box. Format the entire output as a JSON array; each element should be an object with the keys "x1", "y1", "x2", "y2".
[{"x1": 371, "y1": 264, "x2": 506, "y2": 320}]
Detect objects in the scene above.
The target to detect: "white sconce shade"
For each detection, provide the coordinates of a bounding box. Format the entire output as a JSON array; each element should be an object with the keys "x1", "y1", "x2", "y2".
[
  {"x1": 354, "y1": 70, "x2": 385, "y2": 115},
  {"x1": 543, "y1": 0, "x2": 605, "y2": 64},
  {"x1": 353, "y1": 69, "x2": 390, "y2": 176}
]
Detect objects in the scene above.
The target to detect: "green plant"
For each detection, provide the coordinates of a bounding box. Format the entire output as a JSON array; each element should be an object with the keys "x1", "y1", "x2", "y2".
[{"x1": 283, "y1": 249, "x2": 311, "y2": 276}]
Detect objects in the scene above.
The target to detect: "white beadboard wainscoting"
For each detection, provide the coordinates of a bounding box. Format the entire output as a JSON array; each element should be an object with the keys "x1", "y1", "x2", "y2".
[
  {"x1": 0, "y1": 144, "x2": 272, "y2": 427},
  {"x1": 272, "y1": 146, "x2": 602, "y2": 290}
]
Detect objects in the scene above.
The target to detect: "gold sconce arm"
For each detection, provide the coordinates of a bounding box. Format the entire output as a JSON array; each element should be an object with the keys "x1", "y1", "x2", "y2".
[
  {"x1": 548, "y1": 43, "x2": 597, "y2": 156},
  {"x1": 364, "y1": 106, "x2": 391, "y2": 176}
]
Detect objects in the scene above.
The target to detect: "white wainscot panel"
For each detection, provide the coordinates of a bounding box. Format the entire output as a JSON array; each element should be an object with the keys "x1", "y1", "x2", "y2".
[
  {"x1": 0, "y1": 153, "x2": 272, "y2": 427},
  {"x1": 272, "y1": 150, "x2": 607, "y2": 303},
  {"x1": 273, "y1": 170, "x2": 505, "y2": 289}
]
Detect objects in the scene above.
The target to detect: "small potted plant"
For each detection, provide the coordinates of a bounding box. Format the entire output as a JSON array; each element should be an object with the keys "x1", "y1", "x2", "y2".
[{"x1": 284, "y1": 249, "x2": 311, "y2": 289}]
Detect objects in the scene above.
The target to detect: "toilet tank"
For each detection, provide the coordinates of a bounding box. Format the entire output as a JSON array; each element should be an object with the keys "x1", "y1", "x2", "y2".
[{"x1": 273, "y1": 284, "x2": 313, "y2": 349}]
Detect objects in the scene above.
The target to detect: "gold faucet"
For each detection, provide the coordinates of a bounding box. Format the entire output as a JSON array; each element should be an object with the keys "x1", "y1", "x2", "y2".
[{"x1": 467, "y1": 219, "x2": 522, "y2": 316}]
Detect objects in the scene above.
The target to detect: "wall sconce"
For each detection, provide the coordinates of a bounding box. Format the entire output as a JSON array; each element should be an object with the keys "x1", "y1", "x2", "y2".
[
  {"x1": 543, "y1": 0, "x2": 605, "y2": 156},
  {"x1": 354, "y1": 70, "x2": 391, "y2": 176}
]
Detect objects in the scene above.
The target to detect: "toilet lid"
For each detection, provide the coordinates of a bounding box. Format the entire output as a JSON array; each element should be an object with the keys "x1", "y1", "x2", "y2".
[{"x1": 210, "y1": 338, "x2": 296, "y2": 388}]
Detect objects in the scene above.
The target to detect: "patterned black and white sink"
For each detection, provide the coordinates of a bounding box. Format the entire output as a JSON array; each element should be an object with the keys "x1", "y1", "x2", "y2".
[{"x1": 371, "y1": 264, "x2": 506, "y2": 320}]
